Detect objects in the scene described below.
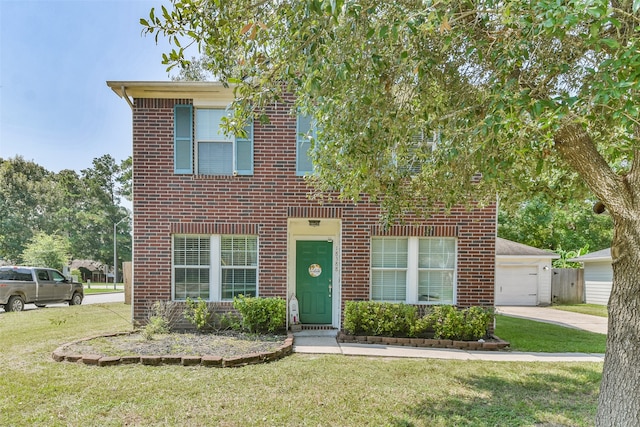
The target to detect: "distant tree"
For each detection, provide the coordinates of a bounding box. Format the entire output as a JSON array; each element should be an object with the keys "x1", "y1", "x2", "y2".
[
  {"x1": 0, "y1": 157, "x2": 57, "y2": 263},
  {"x1": 118, "y1": 157, "x2": 132, "y2": 202},
  {"x1": 170, "y1": 56, "x2": 213, "y2": 81},
  {"x1": 499, "y1": 195, "x2": 613, "y2": 253},
  {"x1": 21, "y1": 232, "x2": 70, "y2": 271},
  {"x1": 80, "y1": 155, "x2": 132, "y2": 267}
]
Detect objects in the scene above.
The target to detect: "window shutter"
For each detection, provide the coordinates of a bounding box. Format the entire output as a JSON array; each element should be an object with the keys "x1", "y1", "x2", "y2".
[
  {"x1": 174, "y1": 105, "x2": 193, "y2": 174},
  {"x1": 235, "y1": 118, "x2": 253, "y2": 175}
]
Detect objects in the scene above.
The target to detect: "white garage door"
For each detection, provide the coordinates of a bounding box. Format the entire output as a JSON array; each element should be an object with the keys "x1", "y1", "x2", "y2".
[{"x1": 495, "y1": 265, "x2": 538, "y2": 306}]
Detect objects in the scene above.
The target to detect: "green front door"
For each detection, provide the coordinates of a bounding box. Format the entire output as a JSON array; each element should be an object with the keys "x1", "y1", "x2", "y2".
[{"x1": 296, "y1": 240, "x2": 333, "y2": 324}]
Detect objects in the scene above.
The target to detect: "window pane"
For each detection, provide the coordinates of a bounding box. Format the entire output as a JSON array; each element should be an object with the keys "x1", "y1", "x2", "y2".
[
  {"x1": 221, "y1": 268, "x2": 257, "y2": 299},
  {"x1": 371, "y1": 238, "x2": 408, "y2": 268},
  {"x1": 199, "y1": 141, "x2": 233, "y2": 175},
  {"x1": 196, "y1": 109, "x2": 230, "y2": 140},
  {"x1": 221, "y1": 236, "x2": 257, "y2": 300},
  {"x1": 419, "y1": 238, "x2": 455, "y2": 268},
  {"x1": 174, "y1": 267, "x2": 209, "y2": 300},
  {"x1": 297, "y1": 139, "x2": 314, "y2": 173},
  {"x1": 418, "y1": 270, "x2": 454, "y2": 304},
  {"x1": 221, "y1": 236, "x2": 257, "y2": 266},
  {"x1": 297, "y1": 113, "x2": 315, "y2": 174},
  {"x1": 371, "y1": 270, "x2": 406, "y2": 301}
]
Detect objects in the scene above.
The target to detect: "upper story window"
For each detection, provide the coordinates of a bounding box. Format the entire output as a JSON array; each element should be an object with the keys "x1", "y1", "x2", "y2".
[
  {"x1": 296, "y1": 113, "x2": 316, "y2": 175},
  {"x1": 174, "y1": 105, "x2": 253, "y2": 175}
]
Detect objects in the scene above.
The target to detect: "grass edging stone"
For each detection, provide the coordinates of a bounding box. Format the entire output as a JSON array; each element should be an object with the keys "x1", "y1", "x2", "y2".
[
  {"x1": 337, "y1": 331, "x2": 509, "y2": 350},
  {"x1": 51, "y1": 332, "x2": 294, "y2": 368}
]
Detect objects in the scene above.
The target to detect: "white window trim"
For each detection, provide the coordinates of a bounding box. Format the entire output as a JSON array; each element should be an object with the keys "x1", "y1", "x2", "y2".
[
  {"x1": 172, "y1": 234, "x2": 259, "y2": 302},
  {"x1": 371, "y1": 237, "x2": 457, "y2": 305}
]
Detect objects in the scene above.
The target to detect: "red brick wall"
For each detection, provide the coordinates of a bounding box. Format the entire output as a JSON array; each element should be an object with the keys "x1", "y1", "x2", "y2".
[{"x1": 131, "y1": 96, "x2": 496, "y2": 324}]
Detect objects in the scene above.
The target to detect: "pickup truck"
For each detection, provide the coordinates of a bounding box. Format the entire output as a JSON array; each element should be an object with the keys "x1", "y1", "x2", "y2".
[{"x1": 0, "y1": 266, "x2": 84, "y2": 312}]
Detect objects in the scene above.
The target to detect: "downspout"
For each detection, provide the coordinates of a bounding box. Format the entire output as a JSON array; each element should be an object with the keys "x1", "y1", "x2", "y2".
[{"x1": 121, "y1": 86, "x2": 135, "y2": 110}]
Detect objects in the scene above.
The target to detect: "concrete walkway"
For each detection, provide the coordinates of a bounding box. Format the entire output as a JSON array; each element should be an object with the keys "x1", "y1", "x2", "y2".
[{"x1": 292, "y1": 306, "x2": 608, "y2": 362}]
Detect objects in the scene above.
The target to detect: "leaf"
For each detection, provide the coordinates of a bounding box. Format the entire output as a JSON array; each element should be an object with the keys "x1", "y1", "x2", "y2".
[
  {"x1": 439, "y1": 17, "x2": 451, "y2": 33},
  {"x1": 241, "y1": 22, "x2": 253, "y2": 35},
  {"x1": 634, "y1": 0, "x2": 640, "y2": 13},
  {"x1": 600, "y1": 38, "x2": 619, "y2": 49}
]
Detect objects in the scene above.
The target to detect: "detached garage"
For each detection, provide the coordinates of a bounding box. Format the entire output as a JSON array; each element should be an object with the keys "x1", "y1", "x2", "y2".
[
  {"x1": 569, "y1": 248, "x2": 612, "y2": 306},
  {"x1": 495, "y1": 238, "x2": 559, "y2": 306}
]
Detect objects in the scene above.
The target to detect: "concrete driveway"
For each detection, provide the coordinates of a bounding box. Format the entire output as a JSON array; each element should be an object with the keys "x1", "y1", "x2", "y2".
[{"x1": 496, "y1": 306, "x2": 608, "y2": 335}]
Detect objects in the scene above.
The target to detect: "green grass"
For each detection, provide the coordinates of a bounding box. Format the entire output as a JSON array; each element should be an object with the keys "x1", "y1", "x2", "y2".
[
  {"x1": 0, "y1": 303, "x2": 602, "y2": 426},
  {"x1": 553, "y1": 304, "x2": 608, "y2": 318},
  {"x1": 84, "y1": 287, "x2": 124, "y2": 295},
  {"x1": 83, "y1": 282, "x2": 124, "y2": 295},
  {"x1": 495, "y1": 315, "x2": 607, "y2": 353}
]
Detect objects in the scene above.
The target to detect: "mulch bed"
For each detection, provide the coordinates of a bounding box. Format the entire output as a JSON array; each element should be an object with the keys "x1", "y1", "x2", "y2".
[{"x1": 52, "y1": 331, "x2": 293, "y2": 367}]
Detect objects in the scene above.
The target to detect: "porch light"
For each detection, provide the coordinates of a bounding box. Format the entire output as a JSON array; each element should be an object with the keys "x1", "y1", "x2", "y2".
[{"x1": 308, "y1": 220, "x2": 321, "y2": 227}]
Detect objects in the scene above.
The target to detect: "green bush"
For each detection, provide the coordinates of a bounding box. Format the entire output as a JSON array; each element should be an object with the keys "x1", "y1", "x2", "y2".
[
  {"x1": 344, "y1": 301, "x2": 417, "y2": 337},
  {"x1": 183, "y1": 297, "x2": 212, "y2": 332},
  {"x1": 429, "y1": 305, "x2": 493, "y2": 340},
  {"x1": 344, "y1": 301, "x2": 494, "y2": 340},
  {"x1": 232, "y1": 295, "x2": 286, "y2": 333}
]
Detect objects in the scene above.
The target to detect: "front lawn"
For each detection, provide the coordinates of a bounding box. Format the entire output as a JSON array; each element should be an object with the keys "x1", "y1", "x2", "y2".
[
  {"x1": 553, "y1": 304, "x2": 608, "y2": 318},
  {"x1": 0, "y1": 303, "x2": 602, "y2": 426},
  {"x1": 495, "y1": 315, "x2": 607, "y2": 353}
]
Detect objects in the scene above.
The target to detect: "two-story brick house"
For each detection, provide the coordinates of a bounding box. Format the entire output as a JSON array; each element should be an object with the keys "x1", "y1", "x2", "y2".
[{"x1": 107, "y1": 81, "x2": 496, "y2": 329}]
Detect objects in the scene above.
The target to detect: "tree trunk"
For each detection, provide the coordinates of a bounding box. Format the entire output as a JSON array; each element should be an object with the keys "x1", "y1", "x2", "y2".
[
  {"x1": 553, "y1": 121, "x2": 640, "y2": 426},
  {"x1": 596, "y1": 216, "x2": 640, "y2": 426}
]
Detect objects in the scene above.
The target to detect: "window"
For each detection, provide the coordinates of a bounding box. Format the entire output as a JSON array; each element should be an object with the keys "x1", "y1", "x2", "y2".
[
  {"x1": 371, "y1": 238, "x2": 407, "y2": 302},
  {"x1": 395, "y1": 130, "x2": 438, "y2": 174},
  {"x1": 173, "y1": 235, "x2": 258, "y2": 301},
  {"x1": 174, "y1": 105, "x2": 253, "y2": 175},
  {"x1": 371, "y1": 237, "x2": 456, "y2": 304},
  {"x1": 296, "y1": 113, "x2": 316, "y2": 175}
]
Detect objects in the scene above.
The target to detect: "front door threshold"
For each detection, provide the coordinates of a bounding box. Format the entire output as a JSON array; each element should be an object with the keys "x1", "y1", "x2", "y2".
[
  {"x1": 293, "y1": 327, "x2": 338, "y2": 338},
  {"x1": 300, "y1": 324, "x2": 336, "y2": 331}
]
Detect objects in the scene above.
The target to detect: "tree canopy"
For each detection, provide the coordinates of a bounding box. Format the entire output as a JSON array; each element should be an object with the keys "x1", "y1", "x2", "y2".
[
  {"x1": 0, "y1": 155, "x2": 132, "y2": 269},
  {"x1": 144, "y1": 1, "x2": 639, "y2": 424}
]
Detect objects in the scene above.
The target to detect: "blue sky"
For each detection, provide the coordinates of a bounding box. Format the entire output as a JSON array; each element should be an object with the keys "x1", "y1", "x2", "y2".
[{"x1": 0, "y1": 0, "x2": 174, "y2": 173}]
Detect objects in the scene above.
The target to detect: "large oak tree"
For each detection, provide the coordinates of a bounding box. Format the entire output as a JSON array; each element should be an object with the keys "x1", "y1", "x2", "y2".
[{"x1": 144, "y1": 1, "x2": 640, "y2": 424}]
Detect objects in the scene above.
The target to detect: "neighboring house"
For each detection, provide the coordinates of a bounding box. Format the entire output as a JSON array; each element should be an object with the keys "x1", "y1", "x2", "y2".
[
  {"x1": 495, "y1": 237, "x2": 558, "y2": 306},
  {"x1": 569, "y1": 248, "x2": 612, "y2": 305},
  {"x1": 107, "y1": 81, "x2": 497, "y2": 329}
]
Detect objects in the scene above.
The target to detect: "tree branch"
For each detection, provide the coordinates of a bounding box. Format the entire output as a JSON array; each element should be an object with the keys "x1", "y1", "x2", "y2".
[{"x1": 553, "y1": 119, "x2": 628, "y2": 215}]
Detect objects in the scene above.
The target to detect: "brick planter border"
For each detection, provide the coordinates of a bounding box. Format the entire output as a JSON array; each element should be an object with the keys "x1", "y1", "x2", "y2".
[
  {"x1": 52, "y1": 332, "x2": 294, "y2": 368},
  {"x1": 337, "y1": 331, "x2": 509, "y2": 350}
]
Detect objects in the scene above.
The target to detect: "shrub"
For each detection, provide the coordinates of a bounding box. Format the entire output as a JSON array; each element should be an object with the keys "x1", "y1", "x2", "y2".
[
  {"x1": 232, "y1": 295, "x2": 286, "y2": 333},
  {"x1": 429, "y1": 305, "x2": 493, "y2": 340},
  {"x1": 344, "y1": 302, "x2": 494, "y2": 340},
  {"x1": 183, "y1": 297, "x2": 212, "y2": 332},
  {"x1": 343, "y1": 301, "x2": 417, "y2": 337},
  {"x1": 143, "y1": 301, "x2": 176, "y2": 340}
]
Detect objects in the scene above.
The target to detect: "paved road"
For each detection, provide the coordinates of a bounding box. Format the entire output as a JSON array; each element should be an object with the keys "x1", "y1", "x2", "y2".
[{"x1": 1, "y1": 292, "x2": 124, "y2": 313}]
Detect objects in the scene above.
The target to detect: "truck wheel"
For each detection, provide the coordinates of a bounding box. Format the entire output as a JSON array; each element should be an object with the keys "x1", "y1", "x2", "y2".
[
  {"x1": 7, "y1": 296, "x2": 25, "y2": 312},
  {"x1": 69, "y1": 292, "x2": 83, "y2": 306}
]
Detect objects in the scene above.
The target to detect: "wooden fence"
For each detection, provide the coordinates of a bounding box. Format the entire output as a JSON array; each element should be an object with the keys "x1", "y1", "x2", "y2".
[{"x1": 551, "y1": 268, "x2": 584, "y2": 304}]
